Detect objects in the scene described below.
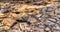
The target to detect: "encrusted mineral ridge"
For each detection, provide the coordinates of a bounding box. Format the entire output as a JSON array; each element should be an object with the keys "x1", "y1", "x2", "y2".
[{"x1": 0, "y1": 0, "x2": 60, "y2": 32}]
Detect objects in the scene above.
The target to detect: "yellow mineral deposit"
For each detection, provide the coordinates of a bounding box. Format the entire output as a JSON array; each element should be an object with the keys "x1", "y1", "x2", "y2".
[{"x1": 0, "y1": 13, "x2": 7, "y2": 18}]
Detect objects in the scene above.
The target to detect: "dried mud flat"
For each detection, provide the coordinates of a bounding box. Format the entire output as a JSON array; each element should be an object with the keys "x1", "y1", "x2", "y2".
[{"x1": 0, "y1": 0, "x2": 60, "y2": 32}]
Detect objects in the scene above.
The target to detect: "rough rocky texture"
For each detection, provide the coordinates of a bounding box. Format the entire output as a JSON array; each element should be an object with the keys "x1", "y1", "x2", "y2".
[{"x1": 0, "y1": 0, "x2": 60, "y2": 32}]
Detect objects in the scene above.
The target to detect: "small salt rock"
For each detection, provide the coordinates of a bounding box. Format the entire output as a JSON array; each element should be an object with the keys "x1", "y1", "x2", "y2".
[
  {"x1": 36, "y1": 14, "x2": 42, "y2": 17},
  {"x1": 52, "y1": 17, "x2": 59, "y2": 21},
  {"x1": 0, "y1": 9, "x2": 4, "y2": 11},
  {"x1": 45, "y1": 27, "x2": 50, "y2": 31},
  {"x1": 48, "y1": 18, "x2": 56, "y2": 22},
  {"x1": 57, "y1": 21, "x2": 60, "y2": 24},
  {"x1": 56, "y1": 26, "x2": 60, "y2": 30},
  {"x1": 27, "y1": 17, "x2": 38, "y2": 24},
  {"x1": 47, "y1": 6, "x2": 55, "y2": 12},
  {"x1": 1, "y1": 6, "x2": 5, "y2": 8},
  {"x1": 19, "y1": 23, "x2": 28, "y2": 30},
  {"x1": 57, "y1": 15, "x2": 60, "y2": 18},
  {"x1": 25, "y1": 27, "x2": 31, "y2": 31}
]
